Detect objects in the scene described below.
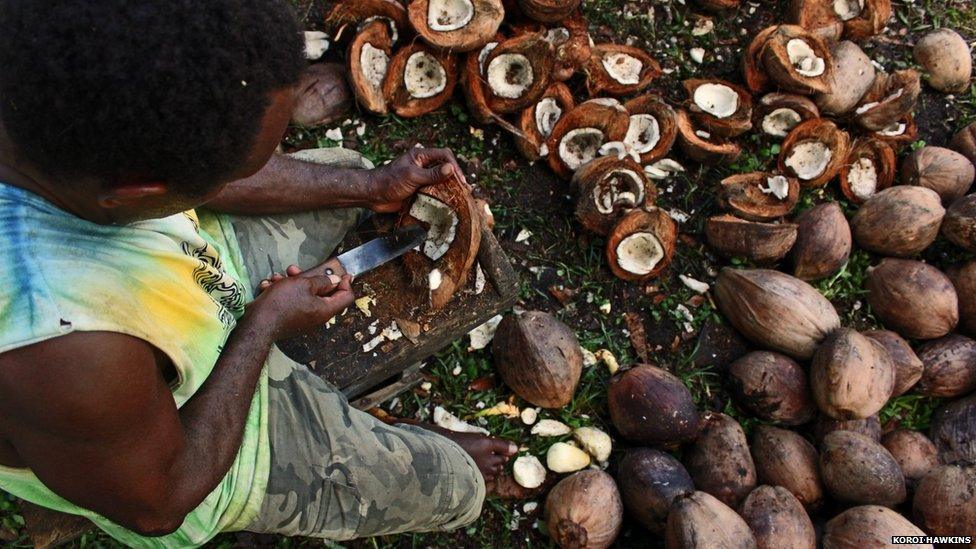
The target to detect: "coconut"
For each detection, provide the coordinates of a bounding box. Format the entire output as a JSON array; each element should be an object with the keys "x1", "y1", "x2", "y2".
[
  {"x1": 755, "y1": 93, "x2": 819, "y2": 139},
  {"x1": 839, "y1": 0, "x2": 891, "y2": 40},
  {"x1": 866, "y1": 259, "x2": 959, "y2": 340},
  {"x1": 714, "y1": 268, "x2": 841, "y2": 359},
  {"x1": 547, "y1": 98, "x2": 630, "y2": 179},
  {"x1": 915, "y1": 334, "x2": 976, "y2": 398},
  {"x1": 863, "y1": 330, "x2": 924, "y2": 396},
  {"x1": 810, "y1": 328, "x2": 895, "y2": 420},
  {"x1": 790, "y1": 202, "x2": 852, "y2": 281},
  {"x1": 685, "y1": 412, "x2": 758, "y2": 508},
  {"x1": 779, "y1": 119, "x2": 851, "y2": 188},
  {"x1": 607, "y1": 364, "x2": 700, "y2": 448},
  {"x1": 720, "y1": 172, "x2": 800, "y2": 221},
  {"x1": 616, "y1": 449, "x2": 695, "y2": 534},
  {"x1": 743, "y1": 26, "x2": 780, "y2": 93},
  {"x1": 684, "y1": 79, "x2": 753, "y2": 138},
  {"x1": 854, "y1": 70, "x2": 921, "y2": 131},
  {"x1": 759, "y1": 25, "x2": 834, "y2": 95},
  {"x1": 514, "y1": 82, "x2": 574, "y2": 160},
  {"x1": 951, "y1": 121, "x2": 976, "y2": 164},
  {"x1": 665, "y1": 491, "x2": 757, "y2": 549},
  {"x1": 408, "y1": 0, "x2": 504, "y2": 52},
  {"x1": 544, "y1": 470, "x2": 623, "y2": 549},
  {"x1": 913, "y1": 464, "x2": 976, "y2": 539},
  {"x1": 482, "y1": 33, "x2": 554, "y2": 114},
  {"x1": 459, "y1": 36, "x2": 504, "y2": 125},
  {"x1": 606, "y1": 208, "x2": 677, "y2": 282},
  {"x1": 326, "y1": 0, "x2": 409, "y2": 44},
  {"x1": 547, "y1": 442, "x2": 591, "y2": 472},
  {"x1": 814, "y1": 414, "x2": 881, "y2": 444},
  {"x1": 383, "y1": 44, "x2": 458, "y2": 118},
  {"x1": 881, "y1": 430, "x2": 939, "y2": 491},
  {"x1": 901, "y1": 147, "x2": 975, "y2": 205},
  {"x1": 929, "y1": 393, "x2": 976, "y2": 464},
  {"x1": 739, "y1": 486, "x2": 816, "y2": 549},
  {"x1": 623, "y1": 94, "x2": 678, "y2": 164},
  {"x1": 291, "y1": 63, "x2": 353, "y2": 128},
  {"x1": 348, "y1": 21, "x2": 393, "y2": 115},
  {"x1": 513, "y1": 455, "x2": 547, "y2": 488},
  {"x1": 729, "y1": 351, "x2": 815, "y2": 425},
  {"x1": 914, "y1": 29, "x2": 973, "y2": 93},
  {"x1": 516, "y1": 12, "x2": 592, "y2": 81},
  {"x1": 585, "y1": 44, "x2": 661, "y2": 97},
  {"x1": 788, "y1": 0, "x2": 844, "y2": 41},
  {"x1": 814, "y1": 41, "x2": 877, "y2": 116},
  {"x1": 948, "y1": 262, "x2": 976, "y2": 336},
  {"x1": 819, "y1": 430, "x2": 907, "y2": 506},
  {"x1": 492, "y1": 311, "x2": 582, "y2": 408},
  {"x1": 851, "y1": 186, "x2": 945, "y2": 257},
  {"x1": 942, "y1": 193, "x2": 976, "y2": 252},
  {"x1": 869, "y1": 115, "x2": 919, "y2": 150},
  {"x1": 518, "y1": 0, "x2": 581, "y2": 23},
  {"x1": 823, "y1": 506, "x2": 929, "y2": 549},
  {"x1": 571, "y1": 156, "x2": 655, "y2": 235},
  {"x1": 751, "y1": 426, "x2": 825, "y2": 510},
  {"x1": 675, "y1": 109, "x2": 743, "y2": 165},
  {"x1": 705, "y1": 215, "x2": 799, "y2": 264},
  {"x1": 839, "y1": 138, "x2": 896, "y2": 204}
]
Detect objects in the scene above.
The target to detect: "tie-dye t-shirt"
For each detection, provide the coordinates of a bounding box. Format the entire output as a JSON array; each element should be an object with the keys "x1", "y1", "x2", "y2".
[{"x1": 0, "y1": 182, "x2": 269, "y2": 547}]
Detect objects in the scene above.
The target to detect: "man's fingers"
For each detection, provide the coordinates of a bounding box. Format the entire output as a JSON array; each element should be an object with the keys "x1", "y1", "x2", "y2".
[
  {"x1": 422, "y1": 162, "x2": 456, "y2": 185},
  {"x1": 285, "y1": 264, "x2": 303, "y2": 277},
  {"x1": 306, "y1": 275, "x2": 340, "y2": 296},
  {"x1": 415, "y1": 147, "x2": 457, "y2": 168}
]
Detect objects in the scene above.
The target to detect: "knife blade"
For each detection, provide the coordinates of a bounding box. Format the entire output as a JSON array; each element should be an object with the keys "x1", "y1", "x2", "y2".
[{"x1": 324, "y1": 225, "x2": 427, "y2": 278}]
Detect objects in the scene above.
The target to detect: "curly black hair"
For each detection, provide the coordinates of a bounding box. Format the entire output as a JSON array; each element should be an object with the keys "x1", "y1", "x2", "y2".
[{"x1": 0, "y1": 0, "x2": 305, "y2": 195}]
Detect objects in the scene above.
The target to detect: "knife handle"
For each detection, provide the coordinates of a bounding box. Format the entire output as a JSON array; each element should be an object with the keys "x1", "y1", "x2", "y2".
[{"x1": 321, "y1": 257, "x2": 348, "y2": 279}]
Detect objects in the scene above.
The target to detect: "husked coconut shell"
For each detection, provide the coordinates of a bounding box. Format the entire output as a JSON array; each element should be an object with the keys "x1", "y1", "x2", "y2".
[
  {"x1": 585, "y1": 44, "x2": 661, "y2": 97},
  {"x1": 814, "y1": 414, "x2": 881, "y2": 444},
  {"x1": 914, "y1": 28, "x2": 973, "y2": 94},
  {"x1": 460, "y1": 35, "x2": 505, "y2": 125},
  {"x1": 929, "y1": 393, "x2": 976, "y2": 464},
  {"x1": 705, "y1": 215, "x2": 798, "y2": 264},
  {"x1": 791, "y1": 202, "x2": 852, "y2": 281},
  {"x1": 729, "y1": 351, "x2": 815, "y2": 425},
  {"x1": 547, "y1": 98, "x2": 630, "y2": 179},
  {"x1": 684, "y1": 79, "x2": 753, "y2": 138},
  {"x1": 901, "y1": 146, "x2": 975, "y2": 205},
  {"x1": 714, "y1": 268, "x2": 841, "y2": 359},
  {"x1": 881, "y1": 429, "x2": 939, "y2": 491},
  {"x1": 863, "y1": 330, "x2": 924, "y2": 396},
  {"x1": 788, "y1": 0, "x2": 843, "y2": 42},
  {"x1": 869, "y1": 115, "x2": 919, "y2": 149},
  {"x1": 814, "y1": 41, "x2": 876, "y2": 116},
  {"x1": 606, "y1": 208, "x2": 677, "y2": 282},
  {"x1": 571, "y1": 156, "x2": 655, "y2": 235},
  {"x1": 839, "y1": 0, "x2": 892, "y2": 40},
  {"x1": 291, "y1": 63, "x2": 353, "y2": 128},
  {"x1": 617, "y1": 449, "x2": 694, "y2": 534},
  {"x1": 839, "y1": 138, "x2": 897, "y2": 204},
  {"x1": 348, "y1": 21, "x2": 394, "y2": 115},
  {"x1": 915, "y1": 334, "x2": 976, "y2": 398},
  {"x1": 408, "y1": 0, "x2": 505, "y2": 52},
  {"x1": 854, "y1": 70, "x2": 921, "y2": 131},
  {"x1": 948, "y1": 261, "x2": 976, "y2": 336},
  {"x1": 665, "y1": 491, "x2": 757, "y2": 549},
  {"x1": 685, "y1": 412, "x2": 757, "y2": 508},
  {"x1": 866, "y1": 259, "x2": 958, "y2": 340},
  {"x1": 514, "y1": 82, "x2": 574, "y2": 161},
  {"x1": 492, "y1": 311, "x2": 582, "y2": 408},
  {"x1": 951, "y1": 121, "x2": 976, "y2": 164},
  {"x1": 383, "y1": 43, "x2": 458, "y2": 118},
  {"x1": 819, "y1": 430, "x2": 907, "y2": 506},
  {"x1": 913, "y1": 464, "x2": 976, "y2": 539},
  {"x1": 942, "y1": 193, "x2": 976, "y2": 252},
  {"x1": 823, "y1": 505, "x2": 929, "y2": 548},
  {"x1": 327, "y1": 0, "x2": 409, "y2": 44},
  {"x1": 779, "y1": 119, "x2": 851, "y2": 188},
  {"x1": 623, "y1": 94, "x2": 678, "y2": 164},
  {"x1": 810, "y1": 328, "x2": 895, "y2": 420},
  {"x1": 851, "y1": 186, "x2": 945, "y2": 257},
  {"x1": 759, "y1": 25, "x2": 834, "y2": 95},
  {"x1": 607, "y1": 364, "x2": 700, "y2": 448},
  {"x1": 743, "y1": 26, "x2": 780, "y2": 93},
  {"x1": 482, "y1": 32, "x2": 554, "y2": 114},
  {"x1": 739, "y1": 486, "x2": 816, "y2": 549},
  {"x1": 751, "y1": 426, "x2": 824, "y2": 510},
  {"x1": 675, "y1": 109, "x2": 743, "y2": 165},
  {"x1": 754, "y1": 93, "x2": 819, "y2": 139},
  {"x1": 544, "y1": 470, "x2": 623, "y2": 549},
  {"x1": 720, "y1": 172, "x2": 800, "y2": 221},
  {"x1": 518, "y1": 0, "x2": 581, "y2": 23}
]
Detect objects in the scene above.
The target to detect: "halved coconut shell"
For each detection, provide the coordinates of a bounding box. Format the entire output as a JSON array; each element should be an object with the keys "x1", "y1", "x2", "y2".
[
  {"x1": 759, "y1": 25, "x2": 834, "y2": 95},
  {"x1": 841, "y1": 0, "x2": 892, "y2": 40},
  {"x1": 383, "y1": 43, "x2": 458, "y2": 118},
  {"x1": 327, "y1": 0, "x2": 409, "y2": 44},
  {"x1": 778, "y1": 119, "x2": 851, "y2": 188},
  {"x1": 675, "y1": 109, "x2": 742, "y2": 165},
  {"x1": 705, "y1": 215, "x2": 799, "y2": 264},
  {"x1": 547, "y1": 98, "x2": 630, "y2": 180},
  {"x1": 755, "y1": 93, "x2": 819, "y2": 139},
  {"x1": 838, "y1": 138, "x2": 896, "y2": 204},
  {"x1": 684, "y1": 79, "x2": 753, "y2": 138},
  {"x1": 585, "y1": 44, "x2": 661, "y2": 97},
  {"x1": 867, "y1": 115, "x2": 918, "y2": 149},
  {"x1": 514, "y1": 82, "x2": 574, "y2": 161},
  {"x1": 623, "y1": 94, "x2": 678, "y2": 164},
  {"x1": 788, "y1": 0, "x2": 844, "y2": 42},
  {"x1": 517, "y1": 0, "x2": 581, "y2": 23},
  {"x1": 348, "y1": 20, "x2": 394, "y2": 115},
  {"x1": 606, "y1": 208, "x2": 677, "y2": 282},
  {"x1": 720, "y1": 172, "x2": 800, "y2": 221},
  {"x1": 461, "y1": 35, "x2": 505, "y2": 125},
  {"x1": 482, "y1": 32, "x2": 554, "y2": 114},
  {"x1": 572, "y1": 156, "x2": 656, "y2": 235},
  {"x1": 854, "y1": 70, "x2": 921, "y2": 131},
  {"x1": 743, "y1": 26, "x2": 779, "y2": 93},
  {"x1": 408, "y1": 0, "x2": 505, "y2": 52}
]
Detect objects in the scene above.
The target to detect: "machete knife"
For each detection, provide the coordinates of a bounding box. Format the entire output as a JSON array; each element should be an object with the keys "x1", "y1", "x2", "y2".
[{"x1": 322, "y1": 225, "x2": 427, "y2": 278}]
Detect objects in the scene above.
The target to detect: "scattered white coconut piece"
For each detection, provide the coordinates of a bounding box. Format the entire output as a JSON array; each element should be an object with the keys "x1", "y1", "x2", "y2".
[
  {"x1": 363, "y1": 334, "x2": 384, "y2": 352},
  {"x1": 693, "y1": 83, "x2": 739, "y2": 118},
  {"x1": 420, "y1": 381, "x2": 433, "y2": 391},
  {"x1": 451, "y1": 364, "x2": 462, "y2": 376},
  {"x1": 521, "y1": 407, "x2": 539, "y2": 425},
  {"x1": 581, "y1": 347, "x2": 598, "y2": 366},
  {"x1": 680, "y1": 274, "x2": 710, "y2": 293},
  {"x1": 428, "y1": 268, "x2": 443, "y2": 291},
  {"x1": 531, "y1": 419, "x2": 572, "y2": 436},
  {"x1": 325, "y1": 128, "x2": 344, "y2": 141},
  {"x1": 468, "y1": 314, "x2": 503, "y2": 350},
  {"x1": 368, "y1": 320, "x2": 380, "y2": 335},
  {"x1": 786, "y1": 39, "x2": 825, "y2": 77},
  {"x1": 410, "y1": 194, "x2": 458, "y2": 260},
  {"x1": 878, "y1": 122, "x2": 906, "y2": 136},
  {"x1": 515, "y1": 228, "x2": 533, "y2": 243},
  {"x1": 404, "y1": 51, "x2": 447, "y2": 99},
  {"x1": 355, "y1": 295, "x2": 375, "y2": 317},
  {"x1": 427, "y1": 0, "x2": 474, "y2": 31},
  {"x1": 760, "y1": 175, "x2": 790, "y2": 199},
  {"x1": 848, "y1": 157, "x2": 878, "y2": 200},
  {"x1": 513, "y1": 455, "x2": 547, "y2": 489},
  {"x1": 594, "y1": 349, "x2": 620, "y2": 374},
  {"x1": 695, "y1": 130, "x2": 712, "y2": 140},
  {"x1": 559, "y1": 128, "x2": 606, "y2": 170},
  {"x1": 487, "y1": 53, "x2": 535, "y2": 99},
  {"x1": 616, "y1": 232, "x2": 664, "y2": 276},
  {"x1": 602, "y1": 52, "x2": 643, "y2": 85},
  {"x1": 382, "y1": 321, "x2": 402, "y2": 341},
  {"x1": 785, "y1": 141, "x2": 832, "y2": 180},
  {"x1": 599, "y1": 301, "x2": 612, "y2": 314},
  {"x1": 761, "y1": 108, "x2": 802, "y2": 137},
  {"x1": 644, "y1": 159, "x2": 685, "y2": 180},
  {"x1": 535, "y1": 98, "x2": 562, "y2": 138},
  {"x1": 834, "y1": 0, "x2": 864, "y2": 21},
  {"x1": 474, "y1": 263, "x2": 486, "y2": 295},
  {"x1": 433, "y1": 406, "x2": 489, "y2": 434},
  {"x1": 478, "y1": 401, "x2": 520, "y2": 418},
  {"x1": 546, "y1": 442, "x2": 591, "y2": 473},
  {"x1": 304, "y1": 31, "x2": 330, "y2": 60},
  {"x1": 690, "y1": 47, "x2": 705, "y2": 64},
  {"x1": 523, "y1": 501, "x2": 539, "y2": 514},
  {"x1": 692, "y1": 18, "x2": 715, "y2": 36},
  {"x1": 573, "y1": 427, "x2": 613, "y2": 462}
]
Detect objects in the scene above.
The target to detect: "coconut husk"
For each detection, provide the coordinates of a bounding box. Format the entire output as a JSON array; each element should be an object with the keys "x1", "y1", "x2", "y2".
[
  {"x1": 291, "y1": 63, "x2": 354, "y2": 128},
  {"x1": 546, "y1": 98, "x2": 630, "y2": 179},
  {"x1": 728, "y1": 352, "x2": 815, "y2": 425},
  {"x1": 819, "y1": 430, "x2": 906, "y2": 506},
  {"x1": 584, "y1": 44, "x2": 661, "y2": 97},
  {"x1": 408, "y1": 0, "x2": 505, "y2": 52},
  {"x1": 788, "y1": 0, "x2": 844, "y2": 42},
  {"x1": 719, "y1": 172, "x2": 800, "y2": 221},
  {"x1": 517, "y1": 0, "x2": 581, "y2": 22},
  {"x1": 814, "y1": 415, "x2": 882, "y2": 443},
  {"x1": 778, "y1": 119, "x2": 851, "y2": 188},
  {"x1": 382, "y1": 43, "x2": 458, "y2": 118},
  {"x1": 851, "y1": 186, "x2": 944, "y2": 257},
  {"x1": 881, "y1": 429, "x2": 938, "y2": 491},
  {"x1": 705, "y1": 215, "x2": 798, "y2": 264},
  {"x1": 684, "y1": 412, "x2": 757, "y2": 508},
  {"x1": 740, "y1": 486, "x2": 816, "y2": 549},
  {"x1": 742, "y1": 26, "x2": 779, "y2": 93},
  {"x1": 863, "y1": 330, "x2": 923, "y2": 397},
  {"x1": 791, "y1": 202, "x2": 851, "y2": 281},
  {"x1": 684, "y1": 79, "x2": 754, "y2": 138},
  {"x1": 348, "y1": 20, "x2": 393, "y2": 115},
  {"x1": 824, "y1": 506, "x2": 927, "y2": 547},
  {"x1": 854, "y1": 70, "x2": 921, "y2": 131},
  {"x1": 623, "y1": 94, "x2": 678, "y2": 164},
  {"x1": 948, "y1": 262, "x2": 976, "y2": 337},
  {"x1": 810, "y1": 328, "x2": 895, "y2": 420},
  {"x1": 571, "y1": 156, "x2": 656, "y2": 235},
  {"x1": 460, "y1": 36, "x2": 505, "y2": 125},
  {"x1": 900, "y1": 146, "x2": 975, "y2": 205},
  {"x1": 838, "y1": 138, "x2": 896, "y2": 204},
  {"x1": 915, "y1": 334, "x2": 976, "y2": 398},
  {"x1": 754, "y1": 93, "x2": 819, "y2": 139},
  {"x1": 814, "y1": 40, "x2": 876, "y2": 116},
  {"x1": 327, "y1": 0, "x2": 409, "y2": 43},
  {"x1": 675, "y1": 109, "x2": 743, "y2": 165},
  {"x1": 866, "y1": 258, "x2": 958, "y2": 340},
  {"x1": 617, "y1": 449, "x2": 695, "y2": 534},
  {"x1": 950, "y1": 121, "x2": 976, "y2": 164},
  {"x1": 867, "y1": 114, "x2": 918, "y2": 149},
  {"x1": 916, "y1": 29, "x2": 973, "y2": 94},
  {"x1": 843, "y1": 0, "x2": 892, "y2": 40},
  {"x1": 482, "y1": 32, "x2": 554, "y2": 114},
  {"x1": 514, "y1": 82, "x2": 574, "y2": 161},
  {"x1": 913, "y1": 464, "x2": 976, "y2": 539},
  {"x1": 759, "y1": 25, "x2": 834, "y2": 95},
  {"x1": 606, "y1": 208, "x2": 677, "y2": 282},
  {"x1": 943, "y1": 194, "x2": 976, "y2": 253},
  {"x1": 751, "y1": 426, "x2": 824, "y2": 510}
]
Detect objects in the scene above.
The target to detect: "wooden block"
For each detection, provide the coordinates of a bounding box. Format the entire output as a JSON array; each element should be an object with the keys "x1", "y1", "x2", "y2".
[{"x1": 20, "y1": 501, "x2": 91, "y2": 548}]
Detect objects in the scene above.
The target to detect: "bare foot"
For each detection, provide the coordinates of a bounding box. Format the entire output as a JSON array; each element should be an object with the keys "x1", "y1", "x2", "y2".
[{"x1": 437, "y1": 430, "x2": 518, "y2": 487}]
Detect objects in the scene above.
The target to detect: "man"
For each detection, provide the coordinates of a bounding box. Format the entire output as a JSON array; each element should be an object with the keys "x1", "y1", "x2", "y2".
[{"x1": 0, "y1": 1, "x2": 515, "y2": 546}]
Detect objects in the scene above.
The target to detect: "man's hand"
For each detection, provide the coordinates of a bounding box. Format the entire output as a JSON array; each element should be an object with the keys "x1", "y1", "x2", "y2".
[
  {"x1": 247, "y1": 274, "x2": 354, "y2": 340},
  {"x1": 366, "y1": 148, "x2": 465, "y2": 213}
]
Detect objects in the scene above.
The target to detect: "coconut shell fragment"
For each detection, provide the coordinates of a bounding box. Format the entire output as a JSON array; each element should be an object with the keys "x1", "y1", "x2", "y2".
[
  {"x1": 913, "y1": 464, "x2": 976, "y2": 540},
  {"x1": 942, "y1": 193, "x2": 976, "y2": 252},
  {"x1": 851, "y1": 186, "x2": 945, "y2": 257},
  {"x1": 408, "y1": 0, "x2": 505, "y2": 52},
  {"x1": 881, "y1": 429, "x2": 939, "y2": 491},
  {"x1": 901, "y1": 146, "x2": 975, "y2": 205},
  {"x1": 839, "y1": 138, "x2": 896, "y2": 204},
  {"x1": 606, "y1": 208, "x2": 677, "y2": 282},
  {"x1": 675, "y1": 109, "x2": 743, "y2": 165},
  {"x1": 482, "y1": 32, "x2": 554, "y2": 114},
  {"x1": 607, "y1": 364, "x2": 700, "y2": 448},
  {"x1": 705, "y1": 215, "x2": 798, "y2": 264},
  {"x1": 759, "y1": 25, "x2": 834, "y2": 95},
  {"x1": 291, "y1": 63, "x2": 353, "y2": 128},
  {"x1": 383, "y1": 43, "x2": 458, "y2": 118},
  {"x1": 492, "y1": 311, "x2": 582, "y2": 408},
  {"x1": 665, "y1": 491, "x2": 757, "y2": 549},
  {"x1": 779, "y1": 119, "x2": 851, "y2": 188},
  {"x1": 814, "y1": 41, "x2": 876, "y2": 116},
  {"x1": 729, "y1": 351, "x2": 815, "y2": 425},
  {"x1": 914, "y1": 334, "x2": 976, "y2": 398},
  {"x1": 751, "y1": 426, "x2": 824, "y2": 510},
  {"x1": 547, "y1": 98, "x2": 630, "y2": 179},
  {"x1": 684, "y1": 412, "x2": 757, "y2": 508},
  {"x1": 544, "y1": 470, "x2": 623, "y2": 549},
  {"x1": 791, "y1": 202, "x2": 851, "y2": 281},
  {"x1": 623, "y1": 94, "x2": 678, "y2": 164},
  {"x1": 853, "y1": 70, "x2": 921, "y2": 132},
  {"x1": 584, "y1": 44, "x2": 661, "y2": 97},
  {"x1": 720, "y1": 172, "x2": 800, "y2": 221},
  {"x1": 617, "y1": 449, "x2": 694, "y2": 534},
  {"x1": 743, "y1": 26, "x2": 780, "y2": 93},
  {"x1": 823, "y1": 505, "x2": 929, "y2": 549},
  {"x1": 739, "y1": 486, "x2": 816, "y2": 549},
  {"x1": 327, "y1": 0, "x2": 409, "y2": 44},
  {"x1": 572, "y1": 156, "x2": 655, "y2": 235},
  {"x1": 839, "y1": 0, "x2": 892, "y2": 40},
  {"x1": 863, "y1": 330, "x2": 924, "y2": 397},
  {"x1": 866, "y1": 259, "x2": 959, "y2": 340},
  {"x1": 685, "y1": 79, "x2": 753, "y2": 138},
  {"x1": 514, "y1": 82, "x2": 574, "y2": 161},
  {"x1": 460, "y1": 36, "x2": 504, "y2": 125},
  {"x1": 819, "y1": 430, "x2": 907, "y2": 506},
  {"x1": 755, "y1": 93, "x2": 819, "y2": 139},
  {"x1": 349, "y1": 21, "x2": 394, "y2": 115},
  {"x1": 914, "y1": 28, "x2": 973, "y2": 94},
  {"x1": 810, "y1": 328, "x2": 895, "y2": 420},
  {"x1": 788, "y1": 0, "x2": 843, "y2": 42},
  {"x1": 929, "y1": 393, "x2": 976, "y2": 464}
]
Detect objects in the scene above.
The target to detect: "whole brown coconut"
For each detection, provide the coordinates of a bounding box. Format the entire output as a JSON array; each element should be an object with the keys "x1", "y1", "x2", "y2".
[
  {"x1": 492, "y1": 311, "x2": 582, "y2": 408},
  {"x1": 791, "y1": 202, "x2": 852, "y2": 281},
  {"x1": 544, "y1": 470, "x2": 623, "y2": 549},
  {"x1": 684, "y1": 79, "x2": 754, "y2": 138},
  {"x1": 901, "y1": 146, "x2": 975, "y2": 205},
  {"x1": 675, "y1": 109, "x2": 742, "y2": 165},
  {"x1": 913, "y1": 464, "x2": 976, "y2": 540},
  {"x1": 881, "y1": 429, "x2": 939, "y2": 491},
  {"x1": 810, "y1": 328, "x2": 896, "y2": 420},
  {"x1": 752, "y1": 426, "x2": 825, "y2": 509},
  {"x1": 291, "y1": 63, "x2": 353, "y2": 128},
  {"x1": 863, "y1": 330, "x2": 924, "y2": 396},
  {"x1": 814, "y1": 414, "x2": 882, "y2": 444},
  {"x1": 851, "y1": 186, "x2": 945, "y2": 257},
  {"x1": 754, "y1": 93, "x2": 819, "y2": 139},
  {"x1": 514, "y1": 82, "x2": 575, "y2": 161},
  {"x1": 348, "y1": 21, "x2": 393, "y2": 115},
  {"x1": 823, "y1": 505, "x2": 929, "y2": 549},
  {"x1": 819, "y1": 430, "x2": 907, "y2": 506},
  {"x1": 929, "y1": 393, "x2": 976, "y2": 464},
  {"x1": 705, "y1": 215, "x2": 798, "y2": 265},
  {"x1": 866, "y1": 259, "x2": 959, "y2": 340},
  {"x1": 606, "y1": 208, "x2": 677, "y2": 282},
  {"x1": 607, "y1": 364, "x2": 701, "y2": 448},
  {"x1": 585, "y1": 44, "x2": 661, "y2": 97},
  {"x1": 839, "y1": 138, "x2": 897, "y2": 204},
  {"x1": 617, "y1": 448, "x2": 695, "y2": 534},
  {"x1": 685, "y1": 412, "x2": 757, "y2": 508},
  {"x1": 778, "y1": 119, "x2": 852, "y2": 188},
  {"x1": 951, "y1": 121, "x2": 976, "y2": 164},
  {"x1": 382, "y1": 43, "x2": 458, "y2": 118},
  {"x1": 665, "y1": 491, "x2": 757, "y2": 549},
  {"x1": 481, "y1": 33, "x2": 554, "y2": 114},
  {"x1": 854, "y1": 70, "x2": 921, "y2": 131},
  {"x1": 623, "y1": 94, "x2": 679, "y2": 164},
  {"x1": 759, "y1": 25, "x2": 834, "y2": 95},
  {"x1": 948, "y1": 261, "x2": 976, "y2": 336},
  {"x1": 914, "y1": 28, "x2": 973, "y2": 94},
  {"x1": 814, "y1": 41, "x2": 876, "y2": 116},
  {"x1": 942, "y1": 193, "x2": 976, "y2": 252},
  {"x1": 915, "y1": 334, "x2": 976, "y2": 398},
  {"x1": 571, "y1": 156, "x2": 654, "y2": 235},
  {"x1": 739, "y1": 485, "x2": 816, "y2": 549},
  {"x1": 720, "y1": 172, "x2": 800, "y2": 221},
  {"x1": 408, "y1": 0, "x2": 505, "y2": 52},
  {"x1": 546, "y1": 98, "x2": 630, "y2": 179},
  {"x1": 714, "y1": 268, "x2": 841, "y2": 359},
  {"x1": 729, "y1": 351, "x2": 815, "y2": 425}
]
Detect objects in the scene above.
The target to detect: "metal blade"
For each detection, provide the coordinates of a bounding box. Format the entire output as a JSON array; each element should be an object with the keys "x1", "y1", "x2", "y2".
[{"x1": 336, "y1": 225, "x2": 427, "y2": 277}]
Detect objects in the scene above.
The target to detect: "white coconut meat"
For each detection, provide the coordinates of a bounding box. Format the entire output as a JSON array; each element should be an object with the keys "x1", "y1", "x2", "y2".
[
  {"x1": 643, "y1": 159, "x2": 685, "y2": 180},
  {"x1": 785, "y1": 140, "x2": 833, "y2": 180},
  {"x1": 761, "y1": 108, "x2": 802, "y2": 137},
  {"x1": 512, "y1": 455, "x2": 546, "y2": 489},
  {"x1": 409, "y1": 194, "x2": 458, "y2": 260},
  {"x1": 833, "y1": 0, "x2": 864, "y2": 21},
  {"x1": 360, "y1": 16, "x2": 400, "y2": 43},
  {"x1": 304, "y1": 31, "x2": 329, "y2": 60},
  {"x1": 559, "y1": 128, "x2": 605, "y2": 170},
  {"x1": 615, "y1": 232, "x2": 664, "y2": 275},
  {"x1": 593, "y1": 169, "x2": 645, "y2": 214},
  {"x1": 624, "y1": 114, "x2": 661, "y2": 154},
  {"x1": 848, "y1": 157, "x2": 878, "y2": 200},
  {"x1": 693, "y1": 83, "x2": 739, "y2": 118},
  {"x1": 360, "y1": 43, "x2": 390, "y2": 89},
  {"x1": 598, "y1": 141, "x2": 639, "y2": 162},
  {"x1": 534, "y1": 98, "x2": 562, "y2": 138},
  {"x1": 428, "y1": 268, "x2": 443, "y2": 290},
  {"x1": 760, "y1": 175, "x2": 790, "y2": 199},
  {"x1": 487, "y1": 54, "x2": 534, "y2": 99},
  {"x1": 786, "y1": 39, "x2": 826, "y2": 77},
  {"x1": 427, "y1": 0, "x2": 474, "y2": 31},
  {"x1": 695, "y1": 130, "x2": 712, "y2": 140},
  {"x1": 602, "y1": 52, "x2": 643, "y2": 85},
  {"x1": 404, "y1": 52, "x2": 447, "y2": 99},
  {"x1": 878, "y1": 122, "x2": 907, "y2": 136}
]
